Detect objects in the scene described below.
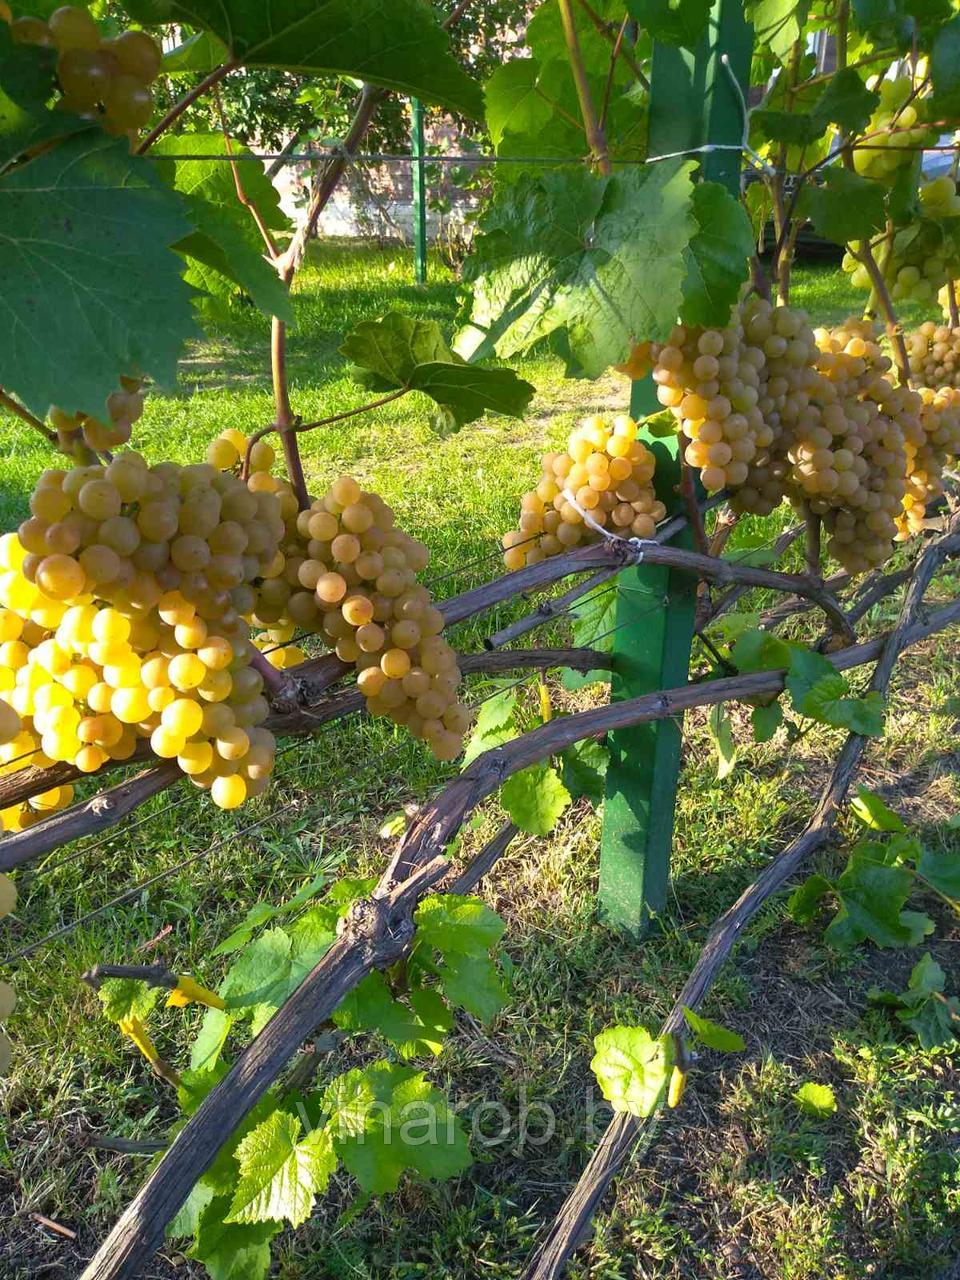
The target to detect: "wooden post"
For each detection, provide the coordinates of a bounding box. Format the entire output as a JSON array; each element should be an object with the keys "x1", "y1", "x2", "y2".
[
  {"x1": 598, "y1": 0, "x2": 754, "y2": 935},
  {"x1": 412, "y1": 97, "x2": 428, "y2": 286}
]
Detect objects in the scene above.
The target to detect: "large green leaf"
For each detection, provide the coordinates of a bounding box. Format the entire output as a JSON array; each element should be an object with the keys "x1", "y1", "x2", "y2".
[
  {"x1": 825, "y1": 851, "x2": 925, "y2": 950},
  {"x1": 436, "y1": 951, "x2": 507, "y2": 1023},
  {"x1": 123, "y1": 0, "x2": 482, "y2": 118},
  {"x1": 746, "y1": 0, "x2": 811, "y2": 59},
  {"x1": 332, "y1": 972, "x2": 452, "y2": 1057},
  {"x1": 591, "y1": 1025, "x2": 674, "y2": 1117},
  {"x1": 226, "y1": 1111, "x2": 337, "y2": 1228},
  {"x1": 341, "y1": 312, "x2": 534, "y2": 427},
  {"x1": 797, "y1": 167, "x2": 887, "y2": 246},
  {"x1": 414, "y1": 894, "x2": 505, "y2": 956},
  {"x1": 188, "y1": 1197, "x2": 280, "y2": 1280},
  {"x1": 459, "y1": 162, "x2": 697, "y2": 378},
  {"x1": 932, "y1": 14, "x2": 960, "y2": 112},
  {"x1": 152, "y1": 133, "x2": 292, "y2": 324},
  {"x1": 626, "y1": 0, "x2": 711, "y2": 48},
  {"x1": 680, "y1": 182, "x2": 754, "y2": 328},
  {"x1": 485, "y1": 59, "x2": 556, "y2": 151},
  {"x1": 0, "y1": 132, "x2": 195, "y2": 419}
]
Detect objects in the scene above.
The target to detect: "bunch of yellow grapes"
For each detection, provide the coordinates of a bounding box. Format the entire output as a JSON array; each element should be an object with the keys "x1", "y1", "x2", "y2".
[
  {"x1": 852, "y1": 76, "x2": 937, "y2": 183},
  {"x1": 897, "y1": 386, "x2": 960, "y2": 539},
  {"x1": 0, "y1": 445, "x2": 288, "y2": 816},
  {"x1": 205, "y1": 430, "x2": 472, "y2": 763},
  {"x1": 906, "y1": 321, "x2": 960, "y2": 389},
  {"x1": 50, "y1": 377, "x2": 146, "y2": 456},
  {"x1": 501, "y1": 415, "x2": 662, "y2": 569},
  {"x1": 4, "y1": 4, "x2": 162, "y2": 142}
]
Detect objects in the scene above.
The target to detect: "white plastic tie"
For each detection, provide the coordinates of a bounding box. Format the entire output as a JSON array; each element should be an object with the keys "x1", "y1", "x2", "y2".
[{"x1": 561, "y1": 488, "x2": 657, "y2": 563}]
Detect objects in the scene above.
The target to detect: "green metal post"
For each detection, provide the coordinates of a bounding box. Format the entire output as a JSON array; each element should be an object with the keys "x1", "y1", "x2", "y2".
[
  {"x1": 598, "y1": 0, "x2": 753, "y2": 935},
  {"x1": 411, "y1": 98, "x2": 428, "y2": 286}
]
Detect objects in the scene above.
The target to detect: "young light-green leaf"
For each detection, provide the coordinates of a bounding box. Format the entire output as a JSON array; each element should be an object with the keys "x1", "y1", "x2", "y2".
[
  {"x1": 793, "y1": 1081, "x2": 836, "y2": 1116},
  {"x1": 682, "y1": 1007, "x2": 746, "y2": 1052},
  {"x1": 97, "y1": 978, "x2": 161, "y2": 1024},
  {"x1": 415, "y1": 894, "x2": 506, "y2": 956},
  {"x1": 850, "y1": 786, "x2": 906, "y2": 832},
  {"x1": 226, "y1": 1111, "x2": 337, "y2": 1228},
  {"x1": 501, "y1": 763, "x2": 571, "y2": 836},
  {"x1": 708, "y1": 703, "x2": 738, "y2": 780},
  {"x1": 591, "y1": 1025, "x2": 674, "y2": 1118}
]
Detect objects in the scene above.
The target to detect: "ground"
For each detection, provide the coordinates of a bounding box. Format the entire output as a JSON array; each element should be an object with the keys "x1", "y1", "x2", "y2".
[{"x1": 0, "y1": 245, "x2": 958, "y2": 1280}]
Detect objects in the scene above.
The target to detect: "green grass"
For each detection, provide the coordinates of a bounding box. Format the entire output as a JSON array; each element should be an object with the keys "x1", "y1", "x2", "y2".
[{"x1": 0, "y1": 244, "x2": 959, "y2": 1280}]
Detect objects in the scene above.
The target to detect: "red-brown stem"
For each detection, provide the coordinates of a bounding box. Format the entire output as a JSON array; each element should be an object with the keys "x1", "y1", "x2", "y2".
[
  {"x1": 0, "y1": 388, "x2": 57, "y2": 445},
  {"x1": 559, "y1": 0, "x2": 611, "y2": 174},
  {"x1": 213, "y1": 86, "x2": 280, "y2": 260},
  {"x1": 573, "y1": 0, "x2": 649, "y2": 89},
  {"x1": 248, "y1": 644, "x2": 289, "y2": 697},
  {"x1": 803, "y1": 502, "x2": 822, "y2": 579},
  {"x1": 270, "y1": 313, "x2": 310, "y2": 510},
  {"x1": 948, "y1": 280, "x2": 959, "y2": 328},
  {"x1": 137, "y1": 61, "x2": 238, "y2": 155},
  {"x1": 598, "y1": 14, "x2": 629, "y2": 133}
]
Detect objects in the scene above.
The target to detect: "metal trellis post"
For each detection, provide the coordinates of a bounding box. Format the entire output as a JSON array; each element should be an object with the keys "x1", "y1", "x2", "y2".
[
  {"x1": 598, "y1": 0, "x2": 754, "y2": 936},
  {"x1": 412, "y1": 97, "x2": 428, "y2": 286}
]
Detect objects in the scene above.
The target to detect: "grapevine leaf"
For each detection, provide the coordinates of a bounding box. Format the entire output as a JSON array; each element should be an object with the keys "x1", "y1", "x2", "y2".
[
  {"x1": 752, "y1": 701, "x2": 783, "y2": 742},
  {"x1": 871, "y1": 955, "x2": 960, "y2": 1049},
  {"x1": 167, "y1": 1179, "x2": 216, "y2": 1240},
  {"x1": 708, "y1": 703, "x2": 737, "y2": 780},
  {"x1": 484, "y1": 58, "x2": 554, "y2": 150},
  {"x1": 905, "y1": 951, "x2": 947, "y2": 1000},
  {"x1": 188, "y1": 1196, "x2": 280, "y2": 1280},
  {"x1": 0, "y1": 23, "x2": 91, "y2": 168},
  {"x1": 190, "y1": 1007, "x2": 235, "y2": 1072},
  {"x1": 415, "y1": 894, "x2": 505, "y2": 956},
  {"x1": 152, "y1": 134, "x2": 292, "y2": 323},
  {"x1": 625, "y1": 0, "x2": 711, "y2": 47},
  {"x1": 333, "y1": 973, "x2": 452, "y2": 1057},
  {"x1": 501, "y1": 763, "x2": 572, "y2": 836},
  {"x1": 787, "y1": 872, "x2": 834, "y2": 924},
  {"x1": 177, "y1": 1064, "x2": 231, "y2": 1117},
  {"x1": 825, "y1": 852, "x2": 921, "y2": 950},
  {"x1": 916, "y1": 848, "x2": 960, "y2": 899},
  {"x1": 163, "y1": 30, "x2": 229, "y2": 73},
  {"x1": 410, "y1": 361, "x2": 535, "y2": 426},
  {"x1": 733, "y1": 628, "x2": 791, "y2": 673},
  {"x1": 247, "y1": 918, "x2": 336, "y2": 1034},
  {"x1": 752, "y1": 107, "x2": 826, "y2": 146},
  {"x1": 97, "y1": 978, "x2": 161, "y2": 1024},
  {"x1": 323, "y1": 1062, "x2": 470, "y2": 1193},
  {"x1": 459, "y1": 163, "x2": 697, "y2": 377},
  {"x1": 784, "y1": 646, "x2": 837, "y2": 702},
  {"x1": 815, "y1": 66, "x2": 880, "y2": 134},
  {"x1": 212, "y1": 873, "x2": 330, "y2": 958},
  {"x1": 436, "y1": 951, "x2": 508, "y2": 1023},
  {"x1": 560, "y1": 737, "x2": 610, "y2": 803},
  {"x1": 123, "y1": 0, "x2": 483, "y2": 118},
  {"x1": 745, "y1": 0, "x2": 811, "y2": 59},
  {"x1": 797, "y1": 168, "x2": 887, "y2": 246},
  {"x1": 0, "y1": 132, "x2": 195, "y2": 419},
  {"x1": 462, "y1": 686, "x2": 521, "y2": 766},
  {"x1": 708, "y1": 610, "x2": 762, "y2": 643},
  {"x1": 226, "y1": 1111, "x2": 337, "y2": 1228},
  {"x1": 680, "y1": 182, "x2": 754, "y2": 328},
  {"x1": 850, "y1": 786, "x2": 906, "y2": 832},
  {"x1": 932, "y1": 14, "x2": 960, "y2": 112},
  {"x1": 220, "y1": 929, "x2": 292, "y2": 1013},
  {"x1": 793, "y1": 1082, "x2": 836, "y2": 1116},
  {"x1": 591, "y1": 1025, "x2": 674, "y2": 1118},
  {"x1": 682, "y1": 1007, "x2": 746, "y2": 1052},
  {"x1": 563, "y1": 583, "x2": 618, "y2": 688},
  {"x1": 341, "y1": 312, "x2": 456, "y2": 384},
  {"x1": 801, "y1": 675, "x2": 885, "y2": 737}
]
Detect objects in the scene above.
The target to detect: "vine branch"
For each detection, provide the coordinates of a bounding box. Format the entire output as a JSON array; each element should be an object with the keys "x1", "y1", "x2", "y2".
[{"x1": 137, "y1": 61, "x2": 238, "y2": 155}]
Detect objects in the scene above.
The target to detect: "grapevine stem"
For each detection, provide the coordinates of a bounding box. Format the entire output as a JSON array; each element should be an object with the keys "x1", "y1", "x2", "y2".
[
  {"x1": 0, "y1": 388, "x2": 57, "y2": 445},
  {"x1": 573, "y1": 0, "x2": 649, "y2": 89},
  {"x1": 248, "y1": 641, "x2": 292, "y2": 699},
  {"x1": 598, "y1": 13, "x2": 629, "y2": 134},
  {"x1": 854, "y1": 240, "x2": 911, "y2": 385},
  {"x1": 803, "y1": 502, "x2": 822, "y2": 579},
  {"x1": 948, "y1": 279, "x2": 959, "y2": 328},
  {"x1": 213, "y1": 86, "x2": 280, "y2": 260},
  {"x1": 679, "y1": 456, "x2": 709, "y2": 556},
  {"x1": 137, "y1": 61, "x2": 238, "y2": 155},
  {"x1": 558, "y1": 0, "x2": 612, "y2": 174}
]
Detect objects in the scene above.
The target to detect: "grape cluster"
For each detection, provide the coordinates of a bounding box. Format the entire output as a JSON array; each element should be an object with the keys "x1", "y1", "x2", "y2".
[
  {"x1": 843, "y1": 221, "x2": 960, "y2": 305},
  {"x1": 852, "y1": 76, "x2": 936, "y2": 184},
  {"x1": 4, "y1": 4, "x2": 161, "y2": 143},
  {"x1": 0, "y1": 449, "x2": 287, "y2": 813},
  {"x1": 906, "y1": 321, "x2": 960, "y2": 389},
  {"x1": 0, "y1": 872, "x2": 14, "y2": 1076},
  {"x1": 501, "y1": 414, "x2": 662, "y2": 567},
  {"x1": 896, "y1": 385, "x2": 960, "y2": 538},
  {"x1": 205, "y1": 431, "x2": 472, "y2": 763},
  {"x1": 50, "y1": 377, "x2": 145, "y2": 457}
]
